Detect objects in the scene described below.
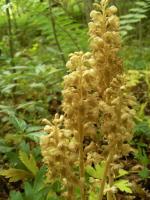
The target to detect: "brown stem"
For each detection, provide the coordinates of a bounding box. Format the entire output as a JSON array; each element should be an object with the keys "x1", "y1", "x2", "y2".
[
  {"x1": 83, "y1": 0, "x2": 93, "y2": 23},
  {"x1": 79, "y1": 120, "x2": 85, "y2": 200},
  {"x1": 107, "y1": 169, "x2": 114, "y2": 200},
  {"x1": 78, "y1": 68, "x2": 85, "y2": 200},
  {"x1": 99, "y1": 149, "x2": 114, "y2": 200},
  {"x1": 67, "y1": 183, "x2": 75, "y2": 200},
  {"x1": 48, "y1": 0, "x2": 66, "y2": 65}
]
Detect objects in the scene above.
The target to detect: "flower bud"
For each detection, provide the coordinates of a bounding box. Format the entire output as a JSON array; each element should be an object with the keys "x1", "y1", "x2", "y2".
[
  {"x1": 108, "y1": 16, "x2": 119, "y2": 29},
  {"x1": 90, "y1": 10, "x2": 99, "y2": 19},
  {"x1": 109, "y1": 6, "x2": 118, "y2": 14},
  {"x1": 44, "y1": 125, "x2": 51, "y2": 132},
  {"x1": 42, "y1": 118, "x2": 51, "y2": 125}
]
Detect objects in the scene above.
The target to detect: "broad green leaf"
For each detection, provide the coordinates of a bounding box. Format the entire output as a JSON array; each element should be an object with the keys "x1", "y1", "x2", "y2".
[
  {"x1": 26, "y1": 131, "x2": 47, "y2": 142},
  {"x1": 9, "y1": 115, "x2": 27, "y2": 132},
  {"x1": 114, "y1": 179, "x2": 132, "y2": 193},
  {"x1": 89, "y1": 191, "x2": 98, "y2": 200},
  {"x1": 0, "y1": 104, "x2": 15, "y2": 115},
  {"x1": 0, "y1": 140, "x2": 13, "y2": 153},
  {"x1": 86, "y1": 162, "x2": 105, "y2": 179},
  {"x1": 0, "y1": 145, "x2": 13, "y2": 153},
  {"x1": 26, "y1": 126, "x2": 43, "y2": 133},
  {"x1": 0, "y1": 168, "x2": 33, "y2": 182},
  {"x1": 33, "y1": 167, "x2": 47, "y2": 191},
  {"x1": 19, "y1": 151, "x2": 38, "y2": 176},
  {"x1": 139, "y1": 167, "x2": 150, "y2": 179},
  {"x1": 24, "y1": 181, "x2": 33, "y2": 198},
  {"x1": 9, "y1": 191, "x2": 24, "y2": 200},
  {"x1": 117, "y1": 169, "x2": 129, "y2": 178}
]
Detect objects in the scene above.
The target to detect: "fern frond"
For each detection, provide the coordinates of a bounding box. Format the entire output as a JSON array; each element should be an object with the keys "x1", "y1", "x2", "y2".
[{"x1": 120, "y1": 0, "x2": 150, "y2": 39}]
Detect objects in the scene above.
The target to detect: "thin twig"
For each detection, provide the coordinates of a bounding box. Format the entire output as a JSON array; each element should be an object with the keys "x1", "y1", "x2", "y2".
[
  {"x1": 6, "y1": 0, "x2": 15, "y2": 66},
  {"x1": 48, "y1": 0, "x2": 66, "y2": 65},
  {"x1": 57, "y1": 23, "x2": 80, "y2": 51}
]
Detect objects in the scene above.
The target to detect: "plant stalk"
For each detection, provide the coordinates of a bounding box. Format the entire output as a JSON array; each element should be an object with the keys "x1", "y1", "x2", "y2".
[
  {"x1": 6, "y1": 0, "x2": 15, "y2": 66},
  {"x1": 79, "y1": 121, "x2": 85, "y2": 200},
  {"x1": 67, "y1": 183, "x2": 75, "y2": 200},
  {"x1": 99, "y1": 149, "x2": 114, "y2": 200},
  {"x1": 48, "y1": 0, "x2": 66, "y2": 65},
  {"x1": 83, "y1": 0, "x2": 93, "y2": 23},
  {"x1": 107, "y1": 170, "x2": 114, "y2": 200},
  {"x1": 78, "y1": 68, "x2": 85, "y2": 200}
]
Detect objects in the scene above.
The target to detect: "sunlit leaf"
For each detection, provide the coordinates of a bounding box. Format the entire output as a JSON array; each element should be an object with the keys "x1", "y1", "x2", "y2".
[
  {"x1": 0, "y1": 168, "x2": 33, "y2": 182},
  {"x1": 86, "y1": 162, "x2": 105, "y2": 179},
  {"x1": 114, "y1": 179, "x2": 132, "y2": 193},
  {"x1": 19, "y1": 151, "x2": 38, "y2": 176}
]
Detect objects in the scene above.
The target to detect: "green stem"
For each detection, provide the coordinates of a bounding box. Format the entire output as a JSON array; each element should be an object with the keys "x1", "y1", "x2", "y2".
[
  {"x1": 6, "y1": 0, "x2": 15, "y2": 66},
  {"x1": 48, "y1": 0, "x2": 66, "y2": 65}
]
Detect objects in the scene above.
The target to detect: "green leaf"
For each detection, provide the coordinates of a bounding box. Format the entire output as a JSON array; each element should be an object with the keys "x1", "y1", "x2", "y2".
[
  {"x1": 136, "y1": 148, "x2": 150, "y2": 166},
  {"x1": 0, "y1": 140, "x2": 13, "y2": 153},
  {"x1": 86, "y1": 162, "x2": 105, "y2": 179},
  {"x1": 0, "y1": 145, "x2": 13, "y2": 153},
  {"x1": 19, "y1": 151, "x2": 38, "y2": 176},
  {"x1": 139, "y1": 167, "x2": 150, "y2": 179},
  {"x1": 134, "y1": 120, "x2": 150, "y2": 138},
  {"x1": 52, "y1": 180, "x2": 62, "y2": 193},
  {"x1": 33, "y1": 167, "x2": 47, "y2": 191},
  {"x1": 24, "y1": 181, "x2": 33, "y2": 198},
  {"x1": 0, "y1": 168, "x2": 33, "y2": 182},
  {"x1": 26, "y1": 131, "x2": 47, "y2": 142},
  {"x1": 130, "y1": 8, "x2": 147, "y2": 13},
  {"x1": 9, "y1": 191, "x2": 24, "y2": 200},
  {"x1": 89, "y1": 191, "x2": 98, "y2": 200},
  {"x1": 114, "y1": 179, "x2": 132, "y2": 193},
  {"x1": 26, "y1": 126, "x2": 43, "y2": 133},
  {"x1": 135, "y1": 2, "x2": 147, "y2": 7},
  {"x1": 117, "y1": 169, "x2": 129, "y2": 178},
  {"x1": 1, "y1": 83, "x2": 17, "y2": 94},
  {"x1": 9, "y1": 115, "x2": 27, "y2": 132}
]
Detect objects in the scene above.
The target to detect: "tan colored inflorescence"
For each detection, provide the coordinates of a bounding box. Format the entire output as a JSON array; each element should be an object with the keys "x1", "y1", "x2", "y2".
[{"x1": 40, "y1": 1, "x2": 136, "y2": 199}]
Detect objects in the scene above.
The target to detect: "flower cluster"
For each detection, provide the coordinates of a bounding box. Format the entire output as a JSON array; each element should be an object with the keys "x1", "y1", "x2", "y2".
[
  {"x1": 40, "y1": 115, "x2": 79, "y2": 199},
  {"x1": 40, "y1": 1, "x2": 136, "y2": 199},
  {"x1": 99, "y1": 75, "x2": 136, "y2": 156},
  {"x1": 89, "y1": 0, "x2": 122, "y2": 96},
  {"x1": 63, "y1": 51, "x2": 99, "y2": 139}
]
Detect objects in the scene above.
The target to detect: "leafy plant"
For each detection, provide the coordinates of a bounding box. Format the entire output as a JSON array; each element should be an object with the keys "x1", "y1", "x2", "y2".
[
  {"x1": 135, "y1": 147, "x2": 150, "y2": 179},
  {"x1": 86, "y1": 163, "x2": 132, "y2": 197},
  {"x1": 120, "y1": 0, "x2": 150, "y2": 40},
  {"x1": 9, "y1": 167, "x2": 56, "y2": 200}
]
